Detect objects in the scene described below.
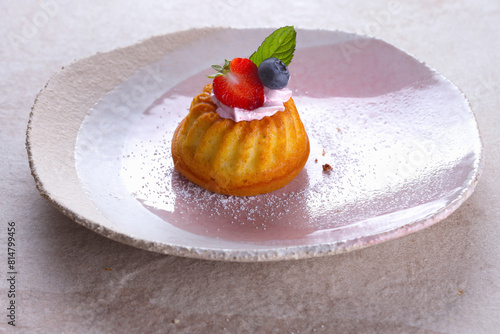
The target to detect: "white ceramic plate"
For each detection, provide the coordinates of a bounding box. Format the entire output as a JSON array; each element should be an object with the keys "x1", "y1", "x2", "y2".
[{"x1": 27, "y1": 28, "x2": 483, "y2": 261}]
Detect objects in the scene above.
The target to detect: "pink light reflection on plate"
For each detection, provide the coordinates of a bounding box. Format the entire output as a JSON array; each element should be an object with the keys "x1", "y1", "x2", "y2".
[{"x1": 120, "y1": 40, "x2": 481, "y2": 247}]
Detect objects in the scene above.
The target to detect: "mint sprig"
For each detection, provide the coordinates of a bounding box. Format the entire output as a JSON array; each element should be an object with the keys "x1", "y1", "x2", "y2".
[{"x1": 249, "y1": 26, "x2": 296, "y2": 67}]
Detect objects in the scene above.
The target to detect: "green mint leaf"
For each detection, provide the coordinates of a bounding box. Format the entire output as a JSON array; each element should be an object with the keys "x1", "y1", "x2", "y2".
[{"x1": 249, "y1": 26, "x2": 296, "y2": 67}]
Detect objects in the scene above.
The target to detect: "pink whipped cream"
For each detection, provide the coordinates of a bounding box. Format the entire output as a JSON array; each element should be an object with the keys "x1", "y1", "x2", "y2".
[{"x1": 211, "y1": 87, "x2": 292, "y2": 122}]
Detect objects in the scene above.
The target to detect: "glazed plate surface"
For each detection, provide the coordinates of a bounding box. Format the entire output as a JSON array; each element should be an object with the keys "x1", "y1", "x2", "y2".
[{"x1": 27, "y1": 28, "x2": 483, "y2": 261}]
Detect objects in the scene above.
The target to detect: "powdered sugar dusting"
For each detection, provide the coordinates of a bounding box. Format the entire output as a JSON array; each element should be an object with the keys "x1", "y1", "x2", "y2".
[
  {"x1": 121, "y1": 93, "x2": 316, "y2": 243},
  {"x1": 120, "y1": 66, "x2": 469, "y2": 245}
]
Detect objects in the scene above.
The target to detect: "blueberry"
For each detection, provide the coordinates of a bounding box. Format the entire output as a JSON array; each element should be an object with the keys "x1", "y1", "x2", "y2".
[{"x1": 258, "y1": 57, "x2": 290, "y2": 89}]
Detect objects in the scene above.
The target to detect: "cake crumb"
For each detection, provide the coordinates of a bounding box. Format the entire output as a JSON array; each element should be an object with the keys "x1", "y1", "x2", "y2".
[
  {"x1": 322, "y1": 164, "x2": 333, "y2": 173},
  {"x1": 314, "y1": 159, "x2": 318, "y2": 163},
  {"x1": 322, "y1": 149, "x2": 326, "y2": 156}
]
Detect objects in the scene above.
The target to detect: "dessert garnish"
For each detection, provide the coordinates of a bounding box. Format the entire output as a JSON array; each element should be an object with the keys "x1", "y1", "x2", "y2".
[
  {"x1": 209, "y1": 58, "x2": 264, "y2": 110},
  {"x1": 209, "y1": 26, "x2": 296, "y2": 113},
  {"x1": 258, "y1": 57, "x2": 290, "y2": 89},
  {"x1": 248, "y1": 26, "x2": 296, "y2": 68}
]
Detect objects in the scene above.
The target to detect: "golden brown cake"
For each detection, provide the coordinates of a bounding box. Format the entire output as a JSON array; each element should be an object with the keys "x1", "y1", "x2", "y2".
[{"x1": 172, "y1": 84, "x2": 310, "y2": 196}]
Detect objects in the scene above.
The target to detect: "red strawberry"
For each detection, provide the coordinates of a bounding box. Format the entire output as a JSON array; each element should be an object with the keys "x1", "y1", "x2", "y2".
[{"x1": 210, "y1": 58, "x2": 264, "y2": 110}]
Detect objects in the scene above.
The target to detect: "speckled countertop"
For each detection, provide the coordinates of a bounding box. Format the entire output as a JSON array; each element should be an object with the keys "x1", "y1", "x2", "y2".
[{"x1": 1, "y1": 1, "x2": 499, "y2": 333}]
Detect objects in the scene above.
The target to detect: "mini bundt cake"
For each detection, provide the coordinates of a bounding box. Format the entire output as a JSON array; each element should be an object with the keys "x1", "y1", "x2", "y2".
[{"x1": 171, "y1": 84, "x2": 309, "y2": 196}]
